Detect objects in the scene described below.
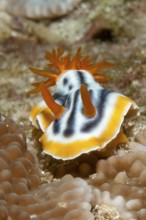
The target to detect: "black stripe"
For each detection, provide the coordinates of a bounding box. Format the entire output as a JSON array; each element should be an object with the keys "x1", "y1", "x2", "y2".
[
  {"x1": 53, "y1": 119, "x2": 60, "y2": 134},
  {"x1": 63, "y1": 90, "x2": 79, "y2": 137},
  {"x1": 53, "y1": 93, "x2": 68, "y2": 106},
  {"x1": 77, "y1": 70, "x2": 85, "y2": 84},
  {"x1": 65, "y1": 95, "x2": 71, "y2": 108},
  {"x1": 52, "y1": 93, "x2": 68, "y2": 134},
  {"x1": 63, "y1": 77, "x2": 68, "y2": 85},
  {"x1": 81, "y1": 89, "x2": 112, "y2": 132}
]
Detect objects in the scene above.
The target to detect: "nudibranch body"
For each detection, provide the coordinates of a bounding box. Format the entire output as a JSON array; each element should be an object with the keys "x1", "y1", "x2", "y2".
[{"x1": 29, "y1": 49, "x2": 138, "y2": 160}]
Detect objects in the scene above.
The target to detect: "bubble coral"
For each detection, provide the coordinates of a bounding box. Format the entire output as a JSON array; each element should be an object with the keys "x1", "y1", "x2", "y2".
[
  {"x1": 0, "y1": 115, "x2": 40, "y2": 220},
  {"x1": 1, "y1": 114, "x2": 146, "y2": 220},
  {"x1": 0, "y1": 0, "x2": 82, "y2": 19},
  {"x1": 0, "y1": 115, "x2": 95, "y2": 220},
  {"x1": 89, "y1": 145, "x2": 146, "y2": 219}
]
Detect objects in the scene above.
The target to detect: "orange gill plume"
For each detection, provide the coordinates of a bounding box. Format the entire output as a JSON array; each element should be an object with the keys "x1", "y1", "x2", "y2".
[
  {"x1": 28, "y1": 67, "x2": 57, "y2": 94},
  {"x1": 28, "y1": 48, "x2": 113, "y2": 94},
  {"x1": 80, "y1": 84, "x2": 96, "y2": 118}
]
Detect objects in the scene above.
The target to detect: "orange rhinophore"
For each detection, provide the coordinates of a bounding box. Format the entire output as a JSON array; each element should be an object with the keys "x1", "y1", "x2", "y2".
[
  {"x1": 39, "y1": 82, "x2": 65, "y2": 120},
  {"x1": 80, "y1": 84, "x2": 96, "y2": 118}
]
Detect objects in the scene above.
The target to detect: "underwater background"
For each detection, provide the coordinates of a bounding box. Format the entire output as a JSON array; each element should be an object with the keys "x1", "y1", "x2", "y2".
[{"x1": 0, "y1": 0, "x2": 146, "y2": 219}]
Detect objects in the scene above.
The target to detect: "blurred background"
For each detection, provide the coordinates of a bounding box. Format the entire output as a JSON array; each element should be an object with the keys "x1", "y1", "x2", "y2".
[{"x1": 0, "y1": 0, "x2": 146, "y2": 125}]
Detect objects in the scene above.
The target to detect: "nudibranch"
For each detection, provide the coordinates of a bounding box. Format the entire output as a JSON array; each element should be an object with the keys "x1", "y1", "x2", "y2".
[{"x1": 29, "y1": 48, "x2": 138, "y2": 160}]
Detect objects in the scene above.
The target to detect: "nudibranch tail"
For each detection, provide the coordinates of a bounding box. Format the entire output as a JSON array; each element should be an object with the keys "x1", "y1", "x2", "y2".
[{"x1": 28, "y1": 48, "x2": 139, "y2": 160}]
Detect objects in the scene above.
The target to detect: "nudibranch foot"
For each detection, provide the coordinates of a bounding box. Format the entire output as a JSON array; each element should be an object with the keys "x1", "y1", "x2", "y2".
[
  {"x1": 29, "y1": 101, "x2": 54, "y2": 132},
  {"x1": 38, "y1": 89, "x2": 137, "y2": 160}
]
